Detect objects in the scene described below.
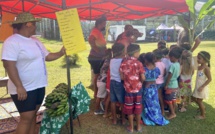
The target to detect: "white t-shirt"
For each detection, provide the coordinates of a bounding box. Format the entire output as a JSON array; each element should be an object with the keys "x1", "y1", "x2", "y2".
[
  {"x1": 1, "y1": 34, "x2": 49, "y2": 95},
  {"x1": 110, "y1": 58, "x2": 123, "y2": 82},
  {"x1": 161, "y1": 57, "x2": 172, "y2": 80}
]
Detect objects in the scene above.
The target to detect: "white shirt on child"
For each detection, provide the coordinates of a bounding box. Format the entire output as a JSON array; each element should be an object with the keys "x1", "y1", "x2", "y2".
[
  {"x1": 110, "y1": 58, "x2": 123, "y2": 82},
  {"x1": 161, "y1": 57, "x2": 172, "y2": 79}
]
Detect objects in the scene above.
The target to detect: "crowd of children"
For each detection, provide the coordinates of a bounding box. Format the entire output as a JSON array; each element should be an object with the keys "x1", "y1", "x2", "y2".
[{"x1": 93, "y1": 39, "x2": 212, "y2": 132}]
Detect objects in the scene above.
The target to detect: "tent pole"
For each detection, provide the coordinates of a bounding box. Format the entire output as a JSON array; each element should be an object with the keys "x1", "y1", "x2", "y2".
[
  {"x1": 22, "y1": 0, "x2": 24, "y2": 12},
  {"x1": 89, "y1": 0, "x2": 91, "y2": 21},
  {"x1": 61, "y1": 0, "x2": 73, "y2": 134}
]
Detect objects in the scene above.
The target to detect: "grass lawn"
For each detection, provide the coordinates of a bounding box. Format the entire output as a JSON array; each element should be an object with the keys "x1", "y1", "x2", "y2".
[{"x1": 0, "y1": 39, "x2": 214, "y2": 134}]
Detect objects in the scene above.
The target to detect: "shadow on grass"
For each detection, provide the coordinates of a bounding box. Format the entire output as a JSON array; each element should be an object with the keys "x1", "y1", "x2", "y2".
[
  {"x1": 59, "y1": 98, "x2": 215, "y2": 134},
  {"x1": 60, "y1": 99, "x2": 95, "y2": 134},
  {"x1": 160, "y1": 101, "x2": 215, "y2": 134},
  {"x1": 61, "y1": 64, "x2": 82, "y2": 69}
]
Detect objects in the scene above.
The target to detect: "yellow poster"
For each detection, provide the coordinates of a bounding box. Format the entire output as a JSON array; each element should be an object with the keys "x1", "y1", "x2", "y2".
[
  {"x1": 56, "y1": 8, "x2": 86, "y2": 55},
  {"x1": 0, "y1": 12, "x2": 16, "y2": 42}
]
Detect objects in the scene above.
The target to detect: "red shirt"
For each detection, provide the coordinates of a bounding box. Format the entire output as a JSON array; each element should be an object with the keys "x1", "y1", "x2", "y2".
[{"x1": 120, "y1": 57, "x2": 145, "y2": 93}]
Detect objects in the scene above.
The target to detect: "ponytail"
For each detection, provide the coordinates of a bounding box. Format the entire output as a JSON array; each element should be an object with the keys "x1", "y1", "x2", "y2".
[{"x1": 208, "y1": 61, "x2": 210, "y2": 67}]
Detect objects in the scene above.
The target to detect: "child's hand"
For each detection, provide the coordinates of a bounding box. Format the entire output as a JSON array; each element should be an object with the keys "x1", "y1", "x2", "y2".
[{"x1": 198, "y1": 86, "x2": 204, "y2": 92}]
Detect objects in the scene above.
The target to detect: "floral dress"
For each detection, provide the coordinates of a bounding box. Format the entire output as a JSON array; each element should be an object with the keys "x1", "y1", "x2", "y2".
[
  {"x1": 178, "y1": 74, "x2": 192, "y2": 103},
  {"x1": 141, "y1": 67, "x2": 169, "y2": 126}
]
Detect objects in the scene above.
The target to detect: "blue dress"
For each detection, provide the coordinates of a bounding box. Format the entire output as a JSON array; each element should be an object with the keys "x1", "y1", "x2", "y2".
[{"x1": 141, "y1": 67, "x2": 169, "y2": 126}]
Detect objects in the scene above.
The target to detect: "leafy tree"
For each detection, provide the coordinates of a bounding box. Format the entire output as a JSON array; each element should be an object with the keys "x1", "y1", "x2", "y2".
[{"x1": 178, "y1": 0, "x2": 215, "y2": 46}]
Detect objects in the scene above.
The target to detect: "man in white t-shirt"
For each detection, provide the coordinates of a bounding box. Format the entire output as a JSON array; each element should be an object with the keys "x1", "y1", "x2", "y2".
[{"x1": 1, "y1": 12, "x2": 65, "y2": 134}]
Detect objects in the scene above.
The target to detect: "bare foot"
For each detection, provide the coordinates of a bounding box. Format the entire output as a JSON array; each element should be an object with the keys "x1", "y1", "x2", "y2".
[
  {"x1": 167, "y1": 114, "x2": 176, "y2": 120},
  {"x1": 112, "y1": 119, "x2": 117, "y2": 125},
  {"x1": 103, "y1": 114, "x2": 108, "y2": 118},
  {"x1": 136, "y1": 126, "x2": 143, "y2": 132},
  {"x1": 179, "y1": 107, "x2": 187, "y2": 112},
  {"x1": 121, "y1": 118, "x2": 126, "y2": 125},
  {"x1": 126, "y1": 126, "x2": 133, "y2": 133},
  {"x1": 195, "y1": 115, "x2": 205, "y2": 120}
]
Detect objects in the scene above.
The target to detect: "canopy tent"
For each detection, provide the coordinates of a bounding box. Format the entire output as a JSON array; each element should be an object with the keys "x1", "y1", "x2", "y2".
[
  {"x1": 171, "y1": 24, "x2": 183, "y2": 30},
  {"x1": 156, "y1": 23, "x2": 173, "y2": 30},
  {"x1": 0, "y1": 0, "x2": 188, "y2": 20}
]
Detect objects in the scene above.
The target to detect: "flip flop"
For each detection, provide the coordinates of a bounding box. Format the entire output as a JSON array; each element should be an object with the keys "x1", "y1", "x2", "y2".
[{"x1": 136, "y1": 127, "x2": 143, "y2": 133}]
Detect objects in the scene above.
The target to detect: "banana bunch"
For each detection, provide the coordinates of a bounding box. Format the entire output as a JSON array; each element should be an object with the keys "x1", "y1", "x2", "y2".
[
  {"x1": 52, "y1": 83, "x2": 68, "y2": 95},
  {"x1": 44, "y1": 92, "x2": 69, "y2": 117}
]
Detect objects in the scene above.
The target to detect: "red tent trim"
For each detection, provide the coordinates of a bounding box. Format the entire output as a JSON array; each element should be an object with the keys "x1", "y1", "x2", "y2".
[{"x1": 0, "y1": 0, "x2": 188, "y2": 20}]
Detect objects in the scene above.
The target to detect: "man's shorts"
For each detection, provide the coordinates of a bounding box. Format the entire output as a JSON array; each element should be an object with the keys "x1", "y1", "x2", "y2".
[
  {"x1": 97, "y1": 81, "x2": 107, "y2": 98},
  {"x1": 110, "y1": 80, "x2": 125, "y2": 103},
  {"x1": 11, "y1": 87, "x2": 45, "y2": 113},
  {"x1": 88, "y1": 56, "x2": 104, "y2": 74},
  {"x1": 123, "y1": 90, "x2": 142, "y2": 115}
]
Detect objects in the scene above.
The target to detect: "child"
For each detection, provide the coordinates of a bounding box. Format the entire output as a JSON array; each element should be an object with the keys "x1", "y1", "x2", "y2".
[
  {"x1": 117, "y1": 30, "x2": 134, "y2": 53},
  {"x1": 157, "y1": 40, "x2": 166, "y2": 50},
  {"x1": 153, "y1": 49, "x2": 166, "y2": 115},
  {"x1": 120, "y1": 44, "x2": 145, "y2": 132},
  {"x1": 103, "y1": 68, "x2": 111, "y2": 118},
  {"x1": 110, "y1": 43, "x2": 126, "y2": 125},
  {"x1": 140, "y1": 52, "x2": 169, "y2": 126},
  {"x1": 161, "y1": 48, "x2": 171, "y2": 75},
  {"x1": 164, "y1": 48, "x2": 181, "y2": 119},
  {"x1": 179, "y1": 50, "x2": 194, "y2": 112},
  {"x1": 138, "y1": 53, "x2": 146, "y2": 67},
  {"x1": 94, "y1": 49, "x2": 112, "y2": 115},
  {"x1": 192, "y1": 51, "x2": 211, "y2": 119}
]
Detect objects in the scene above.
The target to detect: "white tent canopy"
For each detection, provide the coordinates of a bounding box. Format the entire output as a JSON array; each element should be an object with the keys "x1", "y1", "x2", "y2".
[
  {"x1": 156, "y1": 23, "x2": 173, "y2": 30},
  {"x1": 171, "y1": 24, "x2": 183, "y2": 30}
]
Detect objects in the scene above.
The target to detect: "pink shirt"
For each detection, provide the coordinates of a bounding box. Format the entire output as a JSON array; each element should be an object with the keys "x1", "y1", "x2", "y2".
[{"x1": 155, "y1": 61, "x2": 165, "y2": 84}]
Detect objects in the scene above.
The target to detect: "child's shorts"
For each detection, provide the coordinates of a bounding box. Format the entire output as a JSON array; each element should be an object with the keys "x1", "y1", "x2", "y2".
[
  {"x1": 110, "y1": 80, "x2": 125, "y2": 103},
  {"x1": 123, "y1": 90, "x2": 142, "y2": 115},
  {"x1": 97, "y1": 82, "x2": 107, "y2": 98},
  {"x1": 157, "y1": 83, "x2": 164, "y2": 90},
  {"x1": 164, "y1": 88, "x2": 178, "y2": 104}
]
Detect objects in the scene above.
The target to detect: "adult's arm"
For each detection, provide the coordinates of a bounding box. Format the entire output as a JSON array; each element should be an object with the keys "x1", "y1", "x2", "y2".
[
  {"x1": 116, "y1": 33, "x2": 123, "y2": 42},
  {"x1": 2, "y1": 60, "x2": 27, "y2": 101},
  {"x1": 191, "y1": 37, "x2": 201, "y2": 52},
  {"x1": 45, "y1": 46, "x2": 65, "y2": 61},
  {"x1": 165, "y1": 72, "x2": 172, "y2": 90},
  {"x1": 88, "y1": 35, "x2": 100, "y2": 53}
]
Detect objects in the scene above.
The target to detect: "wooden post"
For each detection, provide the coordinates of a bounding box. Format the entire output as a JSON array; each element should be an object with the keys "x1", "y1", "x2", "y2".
[{"x1": 61, "y1": 0, "x2": 73, "y2": 134}]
